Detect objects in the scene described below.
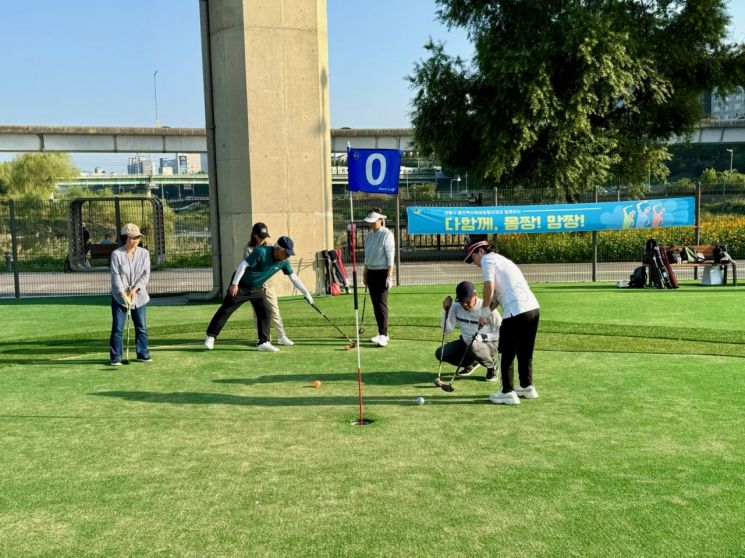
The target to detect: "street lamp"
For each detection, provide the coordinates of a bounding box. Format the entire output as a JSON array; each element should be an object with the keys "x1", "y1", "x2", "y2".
[
  {"x1": 153, "y1": 70, "x2": 160, "y2": 128},
  {"x1": 450, "y1": 176, "x2": 461, "y2": 196},
  {"x1": 726, "y1": 148, "x2": 734, "y2": 173}
]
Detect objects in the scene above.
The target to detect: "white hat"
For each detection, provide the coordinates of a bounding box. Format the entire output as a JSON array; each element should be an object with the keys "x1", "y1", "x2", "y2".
[
  {"x1": 121, "y1": 223, "x2": 142, "y2": 238},
  {"x1": 363, "y1": 210, "x2": 387, "y2": 223}
]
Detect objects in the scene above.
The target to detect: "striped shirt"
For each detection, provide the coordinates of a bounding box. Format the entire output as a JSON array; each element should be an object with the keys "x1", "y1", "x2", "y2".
[{"x1": 110, "y1": 246, "x2": 151, "y2": 308}]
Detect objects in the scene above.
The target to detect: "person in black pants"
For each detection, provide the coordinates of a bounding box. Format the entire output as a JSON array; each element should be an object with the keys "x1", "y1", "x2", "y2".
[
  {"x1": 362, "y1": 208, "x2": 395, "y2": 347},
  {"x1": 204, "y1": 236, "x2": 313, "y2": 352}
]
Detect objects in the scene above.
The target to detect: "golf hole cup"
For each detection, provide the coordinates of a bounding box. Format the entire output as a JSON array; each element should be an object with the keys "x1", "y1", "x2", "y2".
[{"x1": 416, "y1": 396, "x2": 425, "y2": 405}]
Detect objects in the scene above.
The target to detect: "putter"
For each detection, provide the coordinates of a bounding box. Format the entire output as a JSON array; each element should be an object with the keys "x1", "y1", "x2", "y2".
[
  {"x1": 435, "y1": 326, "x2": 482, "y2": 393},
  {"x1": 308, "y1": 301, "x2": 357, "y2": 347},
  {"x1": 358, "y1": 286, "x2": 368, "y2": 334},
  {"x1": 122, "y1": 305, "x2": 131, "y2": 365},
  {"x1": 433, "y1": 303, "x2": 451, "y2": 384}
]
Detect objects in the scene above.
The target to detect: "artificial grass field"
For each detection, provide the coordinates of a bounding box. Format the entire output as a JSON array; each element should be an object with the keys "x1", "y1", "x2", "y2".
[{"x1": 2, "y1": 282, "x2": 745, "y2": 557}]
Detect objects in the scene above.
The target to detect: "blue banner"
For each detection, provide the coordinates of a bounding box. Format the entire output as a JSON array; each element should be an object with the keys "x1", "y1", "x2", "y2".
[
  {"x1": 406, "y1": 197, "x2": 695, "y2": 234},
  {"x1": 348, "y1": 148, "x2": 401, "y2": 194}
]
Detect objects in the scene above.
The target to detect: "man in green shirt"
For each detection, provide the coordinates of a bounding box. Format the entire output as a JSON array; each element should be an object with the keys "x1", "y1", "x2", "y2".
[{"x1": 205, "y1": 236, "x2": 313, "y2": 352}]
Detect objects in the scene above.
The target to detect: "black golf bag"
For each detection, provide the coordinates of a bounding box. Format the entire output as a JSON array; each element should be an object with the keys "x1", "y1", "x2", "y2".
[
  {"x1": 321, "y1": 250, "x2": 337, "y2": 295},
  {"x1": 644, "y1": 238, "x2": 677, "y2": 289},
  {"x1": 328, "y1": 249, "x2": 350, "y2": 293}
]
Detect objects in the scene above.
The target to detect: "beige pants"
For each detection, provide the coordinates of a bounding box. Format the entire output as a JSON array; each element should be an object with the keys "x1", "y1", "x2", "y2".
[{"x1": 261, "y1": 280, "x2": 286, "y2": 340}]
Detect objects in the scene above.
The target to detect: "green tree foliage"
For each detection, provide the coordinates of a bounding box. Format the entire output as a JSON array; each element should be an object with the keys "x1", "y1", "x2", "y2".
[
  {"x1": 0, "y1": 161, "x2": 10, "y2": 197},
  {"x1": 410, "y1": 0, "x2": 745, "y2": 201},
  {"x1": 3, "y1": 153, "x2": 79, "y2": 199}
]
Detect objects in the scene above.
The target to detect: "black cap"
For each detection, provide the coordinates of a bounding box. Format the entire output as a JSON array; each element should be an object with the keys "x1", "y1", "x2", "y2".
[
  {"x1": 276, "y1": 236, "x2": 295, "y2": 256},
  {"x1": 252, "y1": 222, "x2": 270, "y2": 239},
  {"x1": 455, "y1": 281, "x2": 476, "y2": 302}
]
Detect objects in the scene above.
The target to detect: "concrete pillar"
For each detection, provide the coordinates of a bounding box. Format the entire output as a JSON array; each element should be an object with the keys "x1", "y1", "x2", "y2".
[{"x1": 201, "y1": 0, "x2": 332, "y2": 295}]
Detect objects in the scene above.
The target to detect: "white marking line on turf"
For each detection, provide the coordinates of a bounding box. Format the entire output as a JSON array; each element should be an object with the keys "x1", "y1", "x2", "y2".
[{"x1": 36, "y1": 342, "x2": 202, "y2": 364}]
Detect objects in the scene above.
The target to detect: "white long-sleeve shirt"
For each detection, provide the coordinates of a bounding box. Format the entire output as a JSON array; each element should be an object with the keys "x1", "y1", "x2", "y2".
[
  {"x1": 364, "y1": 226, "x2": 395, "y2": 270},
  {"x1": 441, "y1": 298, "x2": 501, "y2": 342}
]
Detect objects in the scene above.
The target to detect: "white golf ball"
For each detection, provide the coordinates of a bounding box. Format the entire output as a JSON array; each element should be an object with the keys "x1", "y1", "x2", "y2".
[{"x1": 416, "y1": 396, "x2": 425, "y2": 405}]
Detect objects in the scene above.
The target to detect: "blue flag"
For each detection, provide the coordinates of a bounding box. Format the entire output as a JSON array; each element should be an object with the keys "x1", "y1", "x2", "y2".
[{"x1": 347, "y1": 148, "x2": 401, "y2": 194}]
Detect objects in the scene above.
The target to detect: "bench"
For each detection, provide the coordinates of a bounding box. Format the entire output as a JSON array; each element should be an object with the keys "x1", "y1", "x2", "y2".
[
  {"x1": 89, "y1": 243, "x2": 117, "y2": 260},
  {"x1": 644, "y1": 244, "x2": 737, "y2": 286}
]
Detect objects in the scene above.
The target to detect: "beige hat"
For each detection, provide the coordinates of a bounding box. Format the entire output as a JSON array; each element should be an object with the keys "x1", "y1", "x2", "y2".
[{"x1": 121, "y1": 223, "x2": 142, "y2": 238}]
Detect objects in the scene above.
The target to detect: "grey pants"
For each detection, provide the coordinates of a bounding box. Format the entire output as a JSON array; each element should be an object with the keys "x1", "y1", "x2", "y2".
[{"x1": 435, "y1": 335, "x2": 499, "y2": 370}]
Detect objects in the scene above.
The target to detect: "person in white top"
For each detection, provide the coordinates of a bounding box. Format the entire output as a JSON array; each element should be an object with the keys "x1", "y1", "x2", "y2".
[
  {"x1": 464, "y1": 236, "x2": 540, "y2": 405},
  {"x1": 438, "y1": 281, "x2": 502, "y2": 382},
  {"x1": 363, "y1": 208, "x2": 395, "y2": 347}
]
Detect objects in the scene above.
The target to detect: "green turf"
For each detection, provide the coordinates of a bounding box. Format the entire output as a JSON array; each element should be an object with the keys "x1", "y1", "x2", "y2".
[{"x1": 2, "y1": 283, "x2": 745, "y2": 557}]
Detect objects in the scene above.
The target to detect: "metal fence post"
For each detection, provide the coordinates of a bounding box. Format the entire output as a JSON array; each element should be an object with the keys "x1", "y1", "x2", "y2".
[
  {"x1": 591, "y1": 185, "x2": 598, "y2": 282},
  {"x1": 9, "y1": 199, "x2": 20, "y2": 298},
  {"x1": 694, "y1": 181, "x2": 701, "y2": 280},
  {"x1": 395, "y1": 192, "x2": 401, "y2": 286}
]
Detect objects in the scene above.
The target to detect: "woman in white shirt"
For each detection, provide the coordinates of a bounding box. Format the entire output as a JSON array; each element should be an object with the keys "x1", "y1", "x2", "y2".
[
  {"x1": 464, "y1": 237, "x2": 540, "y2": 405},
  {"x1": 363, "y1": 208, "x2": 395, "y2": 347}
]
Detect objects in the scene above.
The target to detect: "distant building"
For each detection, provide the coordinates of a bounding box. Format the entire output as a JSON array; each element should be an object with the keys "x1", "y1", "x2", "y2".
[
  {"x1": 159, "y1": 153, "x2": 202, "y2": 174},
  {"x1": 200, "y1": 153, "x2": 208, "y2": 172},
  {"x1": 127, "y1": 155, "x2": 154, "y2": 175},
  {"x1": 705, "y1": 87, "x2": 745, "y2": 120}
]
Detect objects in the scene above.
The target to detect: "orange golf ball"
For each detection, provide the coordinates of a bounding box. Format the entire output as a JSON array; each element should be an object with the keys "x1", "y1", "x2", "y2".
[{"x1": 313, "y1": 380, "x2": 321, "y2": 388}]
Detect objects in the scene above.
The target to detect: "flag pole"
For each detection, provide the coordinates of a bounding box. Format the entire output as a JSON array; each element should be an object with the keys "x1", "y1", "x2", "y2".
[{"x1": 348, "y1": 144, "x2": 365, "y2": 425}]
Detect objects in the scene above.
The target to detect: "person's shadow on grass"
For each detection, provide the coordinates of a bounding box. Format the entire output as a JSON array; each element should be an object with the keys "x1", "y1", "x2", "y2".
[
  {"x1": 89, "y1": 390, "x2": 487, "y2": 406},
  {"x1": 213, "y1": 369, "x2": 435, "y2": 387}
]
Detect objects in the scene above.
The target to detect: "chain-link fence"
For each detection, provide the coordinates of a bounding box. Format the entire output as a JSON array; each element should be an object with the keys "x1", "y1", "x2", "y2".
[
  {"x1": 2, "y1": 185, "x2": 743, "y2": 298},
  {"x1": 0, "y1": 197, "x2": 212, "y2": 298},
  {"x1": 334, "y1": 183, "x2": 745, "y2": 286}
]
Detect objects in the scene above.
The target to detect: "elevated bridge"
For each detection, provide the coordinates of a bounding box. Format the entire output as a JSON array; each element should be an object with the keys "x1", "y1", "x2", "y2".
[{"x1": 0, "y1": 125, "x2": 414, "y2": 153}]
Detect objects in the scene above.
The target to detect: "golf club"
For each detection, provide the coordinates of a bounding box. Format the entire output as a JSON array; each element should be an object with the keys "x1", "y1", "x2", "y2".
[
  {"x1": 122, "y1": 304, "x2": 131, "y2": 365},
  {"x1": 358, "y1": 286, "x2": 368, "y2": 334},
  {"x1": 434, "y1": 326, "x2": 482, "y2": 393},
  {"x1": 308, "y1": 301, "x2": 357, "y2": 348},
  {"x1": 434, "y1": 301, "x2": 451, "y2": 383}
]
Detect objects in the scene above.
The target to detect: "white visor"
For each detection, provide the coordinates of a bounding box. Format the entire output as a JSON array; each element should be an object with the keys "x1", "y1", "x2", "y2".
[{"x1": 363, "y1": 211, "x2": 386, "y2": 223}]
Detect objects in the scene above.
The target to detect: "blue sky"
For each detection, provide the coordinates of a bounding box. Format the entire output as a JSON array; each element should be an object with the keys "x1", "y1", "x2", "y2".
[{"x1": 0, "y1": 1, "x2": 743, "y2": 172}]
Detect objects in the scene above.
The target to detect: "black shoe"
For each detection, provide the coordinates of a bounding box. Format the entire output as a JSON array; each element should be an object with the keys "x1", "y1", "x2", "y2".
[
  {"x1": 457, "y1": 362, "x2": 480, "y2": 376},
  {"x1": 136, "y1": 355, "x2": 153, "y2": 363},
  {"x1": 485, "y1": 368, "x2": 498, "y2": 382}
]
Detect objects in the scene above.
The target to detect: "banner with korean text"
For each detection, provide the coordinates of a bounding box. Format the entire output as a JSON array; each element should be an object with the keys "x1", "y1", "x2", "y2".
[{"x1": 406, "y1": 197, "x2": 695, "y2": 235}]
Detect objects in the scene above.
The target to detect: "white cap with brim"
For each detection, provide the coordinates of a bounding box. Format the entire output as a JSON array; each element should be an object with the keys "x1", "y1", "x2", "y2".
[
  {"x1": 464, "y1": 240, "x2": 488, "y2": 263},
  {"x1": 363, "y1": 211, "x2": 387, "y2": 223}
]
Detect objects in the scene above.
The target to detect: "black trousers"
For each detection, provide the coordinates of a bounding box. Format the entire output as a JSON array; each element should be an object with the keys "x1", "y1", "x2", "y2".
[
  {"x1": 206, "y1": 287, "x2": 271, "y2": 345},
  {"x1": 498, "y1": 308, "x2": 540, "y2": 392},
  {"x1": 366, "y1": 269, "x2": 389, "y2": 336}
]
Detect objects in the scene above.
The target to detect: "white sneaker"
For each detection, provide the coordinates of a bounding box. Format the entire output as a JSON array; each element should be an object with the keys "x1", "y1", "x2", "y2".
[
  {"x1": 489, "y1": 391, "x2": 520, "y2": 405},
  {"x1": 376, "y1": 335, "x2": 389, "y2": 347},
  {"x1": 515, "y1": 385, "x2": 539, "y2": 399},
  {"x1": 204, "y1": 336, "x2": 215, "y2": 350},
  {"x1": 370, "y1": 334, "x2": 381, "y2": 344},
  {"x1": 277, "y1": 335, "x2": 294, "y2": 346},
  {"x1": 257, "y1": 342, "x2": 279, "y2": 353}
]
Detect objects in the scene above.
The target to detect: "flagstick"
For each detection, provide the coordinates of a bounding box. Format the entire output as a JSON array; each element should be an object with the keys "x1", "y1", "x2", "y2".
[{"x1": 348, "y1": 146, "x2": 365, "y2": 425}]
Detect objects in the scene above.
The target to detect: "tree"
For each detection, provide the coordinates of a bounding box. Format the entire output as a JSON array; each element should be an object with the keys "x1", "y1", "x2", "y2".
[
  {"x1": 0, "y1": 161, "x2": 10, "y2": 197},
  {"x1": 410, "y1": 0, "x2": 745, "y2": 201},
  {"x1": 4, "y1": 153, "x2": 79, "y2": 199}
]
